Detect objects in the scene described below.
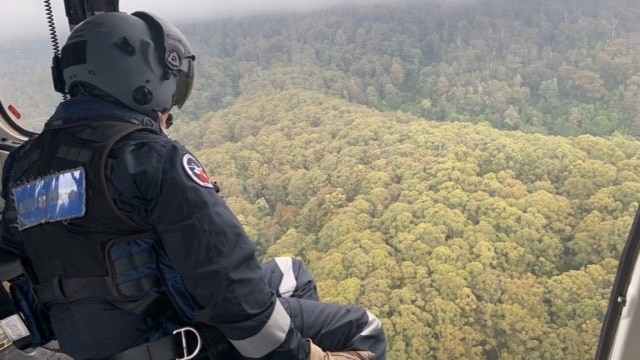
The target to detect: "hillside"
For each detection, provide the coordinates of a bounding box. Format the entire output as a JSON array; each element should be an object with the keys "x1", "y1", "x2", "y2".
[
  {"x1": 2, "y1": 1, "x2": 640, "y2": 357},
  {"x1": 4, "y1": 0, "x2": 640, "y2": 137},
  {"x1": 171, "y1": 89, "x2": 640, "y2": 359},
  {"x1": 176, "y1": 0, "x2": 640, "y2": 138}
]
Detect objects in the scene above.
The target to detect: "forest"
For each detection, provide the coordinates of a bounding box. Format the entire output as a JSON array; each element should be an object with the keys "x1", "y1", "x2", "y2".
[
  {"x1": 2, "y1": 0, "x2": 640, "y2": 359},
  {"x1": 173, "y1": 0, "x2": 640, "y2": 138},
  {"x1": 169, "y1": 1, "x2": 640, "y2": 358},
  {"x1": 169, "y1": 89, "x2": 640, "y2": 359}
]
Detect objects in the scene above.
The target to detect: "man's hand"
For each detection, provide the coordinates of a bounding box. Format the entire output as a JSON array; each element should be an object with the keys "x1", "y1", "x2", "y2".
[{"x1": 307, "y1": 339, "x2": 376, "y2": 360}]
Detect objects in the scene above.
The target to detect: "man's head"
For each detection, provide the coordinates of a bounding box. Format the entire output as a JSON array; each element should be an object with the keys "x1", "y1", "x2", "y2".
[{"x1": 55, "y1": 11, "x2": 195, "y2": 118}]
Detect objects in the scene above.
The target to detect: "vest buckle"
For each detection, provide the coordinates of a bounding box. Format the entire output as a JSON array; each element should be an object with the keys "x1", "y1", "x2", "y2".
[{"x1": 173, "y1": 326, "x2": 202, "y2": 360}]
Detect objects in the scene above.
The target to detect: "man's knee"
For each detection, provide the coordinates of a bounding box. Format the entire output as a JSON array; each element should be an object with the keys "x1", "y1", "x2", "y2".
[
  {"x1": 263, "y1": 257, "x2": 319, "y2": 300},
  {"x1": 353, "y1": 311, "x2": 386, "y2": 360}
]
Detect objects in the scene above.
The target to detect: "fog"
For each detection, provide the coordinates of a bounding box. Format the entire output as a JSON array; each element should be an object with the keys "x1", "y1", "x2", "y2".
[{"x1": 0, "y1": 0, "x2": 410, "y2": 43}]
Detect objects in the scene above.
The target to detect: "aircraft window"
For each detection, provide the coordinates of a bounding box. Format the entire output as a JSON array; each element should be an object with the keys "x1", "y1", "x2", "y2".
[
  {"x1": 0, "y1": 43, "x2": 61, "y2": 133},
  {"x1": 0, "y1": 2, "x2": 69, "y2": 133}
]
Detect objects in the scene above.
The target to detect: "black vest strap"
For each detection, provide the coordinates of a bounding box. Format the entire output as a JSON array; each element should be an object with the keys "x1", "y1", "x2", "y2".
[
  {"x1": 34, "y1": 275, "x2": 114, "y2": 303},
  {"x1": 34, "y1": 274, "x2": 174, "y2": 320},
  {"x1": 101, "y1": 331, "x2": 186, "y2": 360}
]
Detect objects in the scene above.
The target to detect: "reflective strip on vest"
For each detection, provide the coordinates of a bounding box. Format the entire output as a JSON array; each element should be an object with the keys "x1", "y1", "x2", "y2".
[
  {"x1": 275, "y1": 257, "x2": 296, "y2": 298},
  {"x1": 228, "y1": 300, "x2": 291, "y2": 358}
]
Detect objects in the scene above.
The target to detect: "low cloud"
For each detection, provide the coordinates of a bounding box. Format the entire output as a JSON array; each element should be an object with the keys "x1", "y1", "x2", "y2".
[
  {"x1": 1, "y1": 0, "x2": 416, "y2": 43},
  {"x1": 119, "y1": 0, "x2": 409, "y2": 23}
]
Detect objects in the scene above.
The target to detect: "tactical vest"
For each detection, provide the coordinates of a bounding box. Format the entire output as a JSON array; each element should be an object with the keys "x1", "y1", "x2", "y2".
[
  {"x1": 6, "y1": 119, "x2": 160, "y2": 306},
  {"x1": 6, "y1": 120, "x2": 236, "y2": 358}
]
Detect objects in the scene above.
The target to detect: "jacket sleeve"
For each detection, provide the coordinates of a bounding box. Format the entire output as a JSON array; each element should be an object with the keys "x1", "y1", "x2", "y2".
[
  {"x1": 0, "y1": 145, "x2": 26, "y2": 257},
  {"x1": 143, "y1": 141, "x2": 307, "y2": 359}
]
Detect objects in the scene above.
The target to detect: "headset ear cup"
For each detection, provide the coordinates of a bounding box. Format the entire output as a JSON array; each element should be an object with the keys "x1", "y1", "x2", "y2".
[{"x1": 51, "y1": 55, "x2": 67, "y2": 94}]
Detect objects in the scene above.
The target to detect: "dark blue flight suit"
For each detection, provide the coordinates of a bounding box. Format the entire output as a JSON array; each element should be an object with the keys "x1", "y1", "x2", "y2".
[{"x1": 0, "y1": 96, "x2": 386, "y2": 360}]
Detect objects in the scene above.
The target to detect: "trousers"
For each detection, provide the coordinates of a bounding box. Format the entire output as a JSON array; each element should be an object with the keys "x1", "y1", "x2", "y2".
[{"x1": 258, "y1": 257, "x2": 386, "y2": 360}]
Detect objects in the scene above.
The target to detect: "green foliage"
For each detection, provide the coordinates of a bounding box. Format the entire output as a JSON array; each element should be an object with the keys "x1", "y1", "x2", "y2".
[
  {"x1": 172, "y1": 89, "x2": 640, "y2": 359},
  {"x1": 166, "y1": 0, "x2": 640, "y2": 139},
  {"x1": 4, "y1": 1, "x2": 640, "y2": 358}
]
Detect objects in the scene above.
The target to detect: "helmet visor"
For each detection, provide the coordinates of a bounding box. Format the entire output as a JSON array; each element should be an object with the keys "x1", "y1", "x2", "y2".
[{"x1": 174, "y1": 58, "x2": 194, "y2": 109}]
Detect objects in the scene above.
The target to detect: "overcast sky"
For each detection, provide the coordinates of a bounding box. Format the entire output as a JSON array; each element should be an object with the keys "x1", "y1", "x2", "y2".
[{"x1": 0, "y1": 0, "x2": 404, "y2": 43}]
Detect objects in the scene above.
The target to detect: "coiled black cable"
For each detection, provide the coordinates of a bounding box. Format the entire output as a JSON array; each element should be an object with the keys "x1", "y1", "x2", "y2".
[
  {"x1": 44, "y1": 0, "x2": 68, "y2": 100},
  {"x1": 43, "y1": 0, "x2": 61, "y2": 56}
]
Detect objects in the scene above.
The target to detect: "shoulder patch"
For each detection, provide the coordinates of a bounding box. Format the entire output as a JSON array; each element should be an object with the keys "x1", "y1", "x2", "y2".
[{"x1": 182, "y1": 154, "x2": 214, "y2": 188}]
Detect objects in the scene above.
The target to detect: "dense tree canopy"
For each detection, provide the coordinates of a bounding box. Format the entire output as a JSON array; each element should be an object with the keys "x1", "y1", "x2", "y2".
[
  {"x1": 171, "y1": 89, "x2": 640, "y2": 359},
  {"x1": 3, "y1": 0, "x2": 640, "y2": 358},
  {"x1": 175, "y1": 0, "x2": 640, "y2": 137}
]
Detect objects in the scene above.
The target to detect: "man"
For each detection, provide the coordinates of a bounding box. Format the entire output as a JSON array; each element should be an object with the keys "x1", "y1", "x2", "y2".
[{"x1": 0, "y1": 11, "x2": 385, "y2": 360}]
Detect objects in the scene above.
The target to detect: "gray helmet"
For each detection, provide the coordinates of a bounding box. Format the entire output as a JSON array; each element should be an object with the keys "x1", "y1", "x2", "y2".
[{"x1": 59, "y1": 11, "x2": 195, "y2": 116}]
